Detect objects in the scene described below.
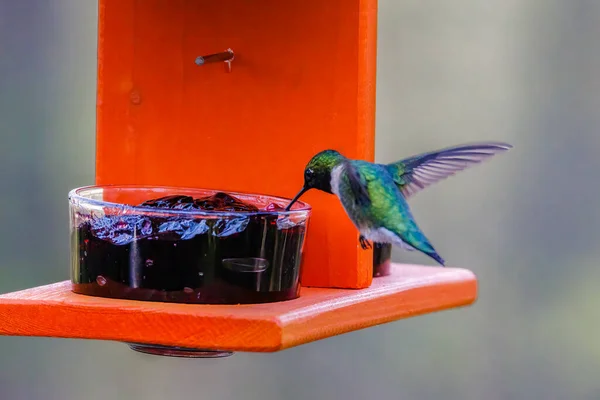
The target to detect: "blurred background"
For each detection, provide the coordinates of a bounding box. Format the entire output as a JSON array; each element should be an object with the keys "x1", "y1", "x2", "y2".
[{"x1": 0, "y1": 0, "x2": 598, "y2": 399}]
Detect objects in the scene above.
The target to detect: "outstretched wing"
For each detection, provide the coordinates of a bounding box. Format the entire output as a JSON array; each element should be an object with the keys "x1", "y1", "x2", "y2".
[{"x1": 386, "y1": 141, "x2": 512, "y2": 198}]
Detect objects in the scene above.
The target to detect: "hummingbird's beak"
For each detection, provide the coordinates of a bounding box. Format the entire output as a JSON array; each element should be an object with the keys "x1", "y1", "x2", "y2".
[{"x1": 284, "y1": 187, "x2": 308, "y2": 211}]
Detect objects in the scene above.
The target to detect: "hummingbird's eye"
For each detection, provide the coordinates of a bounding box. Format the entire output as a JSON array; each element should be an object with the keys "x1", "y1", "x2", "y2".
[{"x1": 305, "y1": 168, "x2": 314, "y2": 179}]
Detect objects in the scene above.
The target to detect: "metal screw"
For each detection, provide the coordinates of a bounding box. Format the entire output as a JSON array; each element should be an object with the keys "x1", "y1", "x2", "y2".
[{"x1": 195, "y1": 48, "x2": 234, "y2": 72}]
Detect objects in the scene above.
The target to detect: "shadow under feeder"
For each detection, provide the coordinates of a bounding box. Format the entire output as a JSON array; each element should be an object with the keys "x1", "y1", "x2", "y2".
[{"x1": 0, "y1": 0, "x2": 477, "y2": 358}]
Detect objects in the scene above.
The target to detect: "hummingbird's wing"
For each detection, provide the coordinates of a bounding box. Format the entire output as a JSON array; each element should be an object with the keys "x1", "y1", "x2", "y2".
[
  {"x1": 386, "y1": 141, "x2": 512, "y2": 198},
  {"x1": 342, "y1": 160, "x2": 371, "y2": 207}
]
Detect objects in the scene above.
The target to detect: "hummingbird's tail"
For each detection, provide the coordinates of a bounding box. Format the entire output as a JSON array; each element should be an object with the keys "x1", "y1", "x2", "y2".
[
  {"x1": 390, "y1": 225, "x2": 446, "y2": 267},
  {"x1": 423, "y1": 249, "x2": 445, "y2": 266}
]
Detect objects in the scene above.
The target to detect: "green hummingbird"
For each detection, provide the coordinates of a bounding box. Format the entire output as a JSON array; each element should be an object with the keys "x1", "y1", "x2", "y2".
[{"x1": 284, "y1": 142, "x2": 512, "y2": 266}]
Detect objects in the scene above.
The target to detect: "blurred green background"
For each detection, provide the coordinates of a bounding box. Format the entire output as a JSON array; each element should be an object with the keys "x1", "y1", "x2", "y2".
[{"x1": 1, "y1": 0, "x2": 598, "y2": 399}]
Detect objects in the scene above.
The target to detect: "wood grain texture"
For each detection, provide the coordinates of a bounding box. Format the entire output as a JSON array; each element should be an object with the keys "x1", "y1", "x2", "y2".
[
  {"x1": 94, "y1": 0, "x2": 378, "y2": 290},
  {"x1": 0, "y1": 264, "x2": 477, "y2": 352}
]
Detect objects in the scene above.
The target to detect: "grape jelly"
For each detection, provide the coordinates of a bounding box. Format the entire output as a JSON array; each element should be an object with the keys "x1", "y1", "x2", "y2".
[{"x1": 70, "y1": 189, "x2": 310, "y2": 304}]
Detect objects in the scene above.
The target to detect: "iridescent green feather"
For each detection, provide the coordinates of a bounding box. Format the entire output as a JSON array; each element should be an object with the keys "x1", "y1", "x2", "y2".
[{"x1": 338, "y1": 160, "x2": 444, "y2": 264}]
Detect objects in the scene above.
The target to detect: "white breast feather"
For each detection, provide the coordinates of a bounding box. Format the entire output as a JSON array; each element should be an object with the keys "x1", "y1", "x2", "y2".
[{"x1": 330, "y1": 164, "x2": 344, "y2": 197}]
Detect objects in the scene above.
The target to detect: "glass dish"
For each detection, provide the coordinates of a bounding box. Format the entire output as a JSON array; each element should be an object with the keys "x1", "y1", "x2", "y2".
[{"x1": 69, "y1": 185, "x2": 311, "y2": 304}]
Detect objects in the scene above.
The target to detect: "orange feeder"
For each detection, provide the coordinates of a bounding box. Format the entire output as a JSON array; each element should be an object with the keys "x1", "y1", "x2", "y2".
[{"x1": 0, "y1": 0, "x2": 477, "y2": 357}]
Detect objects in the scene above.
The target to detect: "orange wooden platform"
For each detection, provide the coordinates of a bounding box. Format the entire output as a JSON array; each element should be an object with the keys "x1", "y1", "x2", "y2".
[{"x1": 0, "y1": 264, "x2": 476, "y2": 353}]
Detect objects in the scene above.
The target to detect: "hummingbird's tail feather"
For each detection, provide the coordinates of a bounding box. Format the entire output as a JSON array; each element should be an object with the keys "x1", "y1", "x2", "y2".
[
  {"x1": 408, "y1": 239, "x2": 446, "y2": 267},
  {"x1": 422, "y1": 249, "x2": 446, "y2": 266},
  {"x1": 389, "y1": 226, "x2": 446, "y2": 267}
]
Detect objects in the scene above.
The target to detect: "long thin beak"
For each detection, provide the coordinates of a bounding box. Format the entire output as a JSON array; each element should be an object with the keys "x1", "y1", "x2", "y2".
[{"x1": 285, "y1": 187, "x2": 308, "y2": 211}]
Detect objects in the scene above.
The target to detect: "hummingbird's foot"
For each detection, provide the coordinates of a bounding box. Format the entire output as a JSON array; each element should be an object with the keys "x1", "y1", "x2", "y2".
[{"x1": 359, "y1": 235, "x2": 372, "y2": 250}]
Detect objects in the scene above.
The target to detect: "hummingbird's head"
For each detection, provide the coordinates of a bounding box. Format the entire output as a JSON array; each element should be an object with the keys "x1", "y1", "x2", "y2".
[
  {"x1": 304, "y1": 149, "x2": 345, "y2": 193},
  {"x1": 285, "y1": 149, "x2": 345, "y2": 210}
]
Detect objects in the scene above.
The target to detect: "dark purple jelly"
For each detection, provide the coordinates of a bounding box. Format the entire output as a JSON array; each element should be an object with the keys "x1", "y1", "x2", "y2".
[
  {"x1": 70, "y1": 192, "x2": 307, "y2": 304},
  {"x1": 373, "y1": 243, "x2": 392, "y2": 277}
]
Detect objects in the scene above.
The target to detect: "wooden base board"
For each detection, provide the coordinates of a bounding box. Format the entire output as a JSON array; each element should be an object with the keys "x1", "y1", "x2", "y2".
[{"x1": 0, "y1": 264, "x2": 477, "y2": 353}]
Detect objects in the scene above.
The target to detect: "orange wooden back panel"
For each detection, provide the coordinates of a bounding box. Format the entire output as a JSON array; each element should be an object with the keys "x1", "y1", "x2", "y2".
[{"x1": 95, "y1": 0, "x2": 378, "y2": 288}]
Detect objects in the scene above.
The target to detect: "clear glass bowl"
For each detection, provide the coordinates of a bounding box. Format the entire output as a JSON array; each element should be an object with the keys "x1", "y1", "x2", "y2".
[{"x1": 69, "y1": 185, "x2": 311, "y2": 304}]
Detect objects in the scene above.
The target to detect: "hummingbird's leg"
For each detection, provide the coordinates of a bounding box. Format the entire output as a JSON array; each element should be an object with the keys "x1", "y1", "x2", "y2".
[{"x1": 359, "y1": 235, "x2": 372, "y2": 250}]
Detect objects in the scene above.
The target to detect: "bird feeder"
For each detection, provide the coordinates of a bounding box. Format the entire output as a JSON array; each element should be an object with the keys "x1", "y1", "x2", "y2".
[{"x1": 0, "y1": 0, "x2": 477, "y2": 357}]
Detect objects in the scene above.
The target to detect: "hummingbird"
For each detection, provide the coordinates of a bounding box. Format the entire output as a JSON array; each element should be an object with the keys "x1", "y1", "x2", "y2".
[{"x1": 284, "y1": 141, "x2": 512, "y2": 266}]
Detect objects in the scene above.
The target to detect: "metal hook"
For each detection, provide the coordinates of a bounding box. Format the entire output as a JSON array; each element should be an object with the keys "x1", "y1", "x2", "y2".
[{"x1": 195, "y1": 48, "x2": 234, "y2": 73}]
